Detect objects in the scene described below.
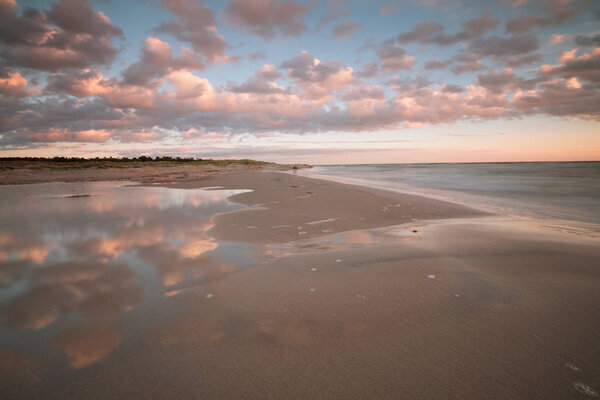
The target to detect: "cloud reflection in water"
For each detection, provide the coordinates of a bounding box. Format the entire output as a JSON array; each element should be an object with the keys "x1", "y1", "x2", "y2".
[{"x1": 0, "y1": 182, "x2": 253, "y2": 369}]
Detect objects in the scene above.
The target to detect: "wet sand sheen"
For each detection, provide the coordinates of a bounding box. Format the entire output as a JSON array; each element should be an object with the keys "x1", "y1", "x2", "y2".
[
  {"x1": 167, "y1": 171, "x2": 486, "y2": 243},
  {"x1": 2, "y1": 171, "x2": 600, "y2": 399}
]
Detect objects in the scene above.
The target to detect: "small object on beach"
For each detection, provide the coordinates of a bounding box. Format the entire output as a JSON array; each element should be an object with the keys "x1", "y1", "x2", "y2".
[
  {"x1": 356, "y1": 294, "x2": 366, "y2": 300},
  {"x1": 455, "y1": 294, "x2": 460, "y2": 297},
  {"x1": 206, "y1": 294, "x2": 214, "y2": 298},
  {"x1": 412, "y1": 230, "x2": 418, "y2": 233},
  {"x1": 427, "y1": 274, "x2": 436, "y2": 279},
  {"x1": 336, "y1": 259, "x2": 342, "y2": 263},
  {"x1": 290, "y1": 185, "x2": 299, "y2": 188},
  {"x1": 298, "y1": 231, "x2": 307, "y2": 235},
  {"x1": 309, "y1": 288, "x2": 316, "y2": 292},
  {"x1": 572, "y1": 382, "x2": 599, "y2": 397},
  {"x1": 565, "y1": 363, "x2": 580, "y2": 371},
  {"x1": 311, "y1": 268, "x2": 318, "y2": 271}
]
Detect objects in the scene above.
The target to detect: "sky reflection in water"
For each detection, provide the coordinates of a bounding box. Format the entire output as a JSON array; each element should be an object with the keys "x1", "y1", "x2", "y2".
[{"x1": 0, "y1": 182, "x2": 252, "y2": 370}]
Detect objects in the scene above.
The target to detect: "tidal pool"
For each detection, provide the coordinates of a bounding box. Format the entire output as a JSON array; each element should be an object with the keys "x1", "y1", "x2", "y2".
[{"x1": 0, "y1": 182, "x2": 254, "y2": 371}]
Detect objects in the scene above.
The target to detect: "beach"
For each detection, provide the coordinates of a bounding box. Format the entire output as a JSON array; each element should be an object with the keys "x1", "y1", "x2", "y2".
[{"x1": 1, "y1": 167, "x2": 599, "y2": 399}]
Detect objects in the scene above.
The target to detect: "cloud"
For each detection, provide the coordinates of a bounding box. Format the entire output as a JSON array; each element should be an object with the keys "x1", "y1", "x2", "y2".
[
  {"x1": 505, "y1": 6, "x2": 577, "y2": 32},
  {"x1": 0, "y1": 70, "x2": 29, "y2": 97},
  {"x1": 424, "y1": 58, "x2": 449, "y2": 70},
  {"x1": 397, "y1": 13, "x2": 497, "y2": 46},
  {"x1": 376, "y1": 43, "x2": 415, "y2": 72},
  {"x1": 356, "y1": 61, "x2": 378, "y2": 78},
  {"x1": 441, "y1": 83, "x2": 464, "y2": 93},
  {"x1": 397, "y1": 20, "x2": 444, "y2": 43},
  {"x1": 155, "y1": 0, "x2": 228, "y2": 62},
  {"x1": 228, "y1": 64, "x2": 289, "y2": 94},
  {"x1": 341, "y1": 84, "x2": 385, "y2": 116},
  {"x1": 468, "y1": 34, "x2": 539, "y2": 66},
  {"x1": 247, "y1": 51, "x2": 267, "y2": 60},
  {"x1": 551, "y1": 33, "x2": 565, "y2": 44},
  {"x1": 47, "y1": 0, "x2": 123, "y2": 38},
  {"x1": 222, "y1": 0, "x2": 309, "y2": 39},
  {"x1": 476, "y1": 68, "x2": 519, "y2": 94},
  {"x1": 514, "y1": 78, "x2": 600, "y2": 120},
  {"x1": 281, "y1": 51, "x2": 355, "y2": 99},
  {"x1": 121, "y1": 37, "x2": 203, "y2": 87},
  {"x1": 341, "y1": 85, "x2": 385, "y2": 101},
  {"x1": 0, "y1": 0, "x2": 122, "y2": 71},
  {"x1": 450, "y1": 53, "x2": 486, "y2": 75},
  {"x1": 332, "y1": 21, "x2": 361, "y2": 38},
  {"x1": 540, "y1": 47, "x2": 600, "y2": 83},
  {"x1": 574, "y1": 34, "x2": 600, "y2": 47}
]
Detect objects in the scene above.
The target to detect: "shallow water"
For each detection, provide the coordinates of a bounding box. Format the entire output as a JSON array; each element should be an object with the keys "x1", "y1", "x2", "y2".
[
  {"x1": 0, "y1": 182, "x2": 255, "y2": 370},
  {"x1": 297, "y1": 162, "x2": 600, "y2": 232}
]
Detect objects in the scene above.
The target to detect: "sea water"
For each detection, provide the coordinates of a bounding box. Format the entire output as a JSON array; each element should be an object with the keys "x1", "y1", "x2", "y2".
[{"x1": 297, "y1": 162, "x2": 600, "y2": 231}]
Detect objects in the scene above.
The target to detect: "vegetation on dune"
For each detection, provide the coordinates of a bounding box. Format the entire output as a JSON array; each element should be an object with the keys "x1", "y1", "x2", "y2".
[{"x1": 0, "y1": 156, "x2": 302, "y2": 171}]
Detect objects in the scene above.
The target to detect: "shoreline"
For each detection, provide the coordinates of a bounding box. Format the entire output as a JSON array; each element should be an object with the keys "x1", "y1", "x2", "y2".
[{"x1": 159, "y1": 170, "x2": 487, "y2": 243}]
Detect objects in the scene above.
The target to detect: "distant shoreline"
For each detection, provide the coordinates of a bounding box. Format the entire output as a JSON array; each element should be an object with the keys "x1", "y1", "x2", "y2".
[{"x1": 0, "y1": 158, "x2": 310, "y2": 185}]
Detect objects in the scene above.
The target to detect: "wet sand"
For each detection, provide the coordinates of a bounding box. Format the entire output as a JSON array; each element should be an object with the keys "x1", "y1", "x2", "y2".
[
  {"x1": 167, "y1": 171, "x2": 484, "y2": 243},
  {"x1": 2, "y1": 171, "x2": 600, "y2": 399}
]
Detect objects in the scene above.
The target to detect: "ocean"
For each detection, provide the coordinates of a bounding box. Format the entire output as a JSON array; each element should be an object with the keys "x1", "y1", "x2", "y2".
[{"x1": 297, "y1": 161, "x2": 600, "y2": 232}]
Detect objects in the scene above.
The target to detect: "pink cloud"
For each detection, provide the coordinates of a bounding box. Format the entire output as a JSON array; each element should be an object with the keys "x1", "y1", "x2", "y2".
[
  {"x1": 24, "y1": 129, "x2": 113, "y2": 143},
  {"x1": 0, "y1": 0, "x2": 122, "y2": 71},
  {"x1": 122, "y1": 37, "x2": 204, "y2": 86},
  {"x1": 514, "y1": 78, "x2": 600, "y2": 120},
  {"x1": 281, "y1": 51, "x2": 356, "y2": 100},
  {"x1": 376, "y1": 43, "x2": 415, "y2": 72},
  {"x1": 549, "y1": 47, "x2": 600, "y2": 83},
  {"x1": 332, "y1": 21, "x2": 361, "y2": 38},
  {"x1": 156, "y1": 0, "x2": 228, "y2": 62},
  {"x1": 0, "y1": 70, "x2": 29, "y2": 97},
  {"x1": 228, "y1": 64, "x2": 288, "y2": 94},
  {"x1": 551, "y1": 33, "x2": 565, "y2": 44}
]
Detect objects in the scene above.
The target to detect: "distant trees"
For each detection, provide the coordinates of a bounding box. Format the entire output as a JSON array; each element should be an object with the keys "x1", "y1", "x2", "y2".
[{"x1": 0, "y1": 156, "x2": 206, "y2": 163}]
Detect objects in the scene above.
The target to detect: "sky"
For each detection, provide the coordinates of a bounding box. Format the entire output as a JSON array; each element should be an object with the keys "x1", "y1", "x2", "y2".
[{"x1": 0, "y1": 0, "x2": 599, "y2": 164}]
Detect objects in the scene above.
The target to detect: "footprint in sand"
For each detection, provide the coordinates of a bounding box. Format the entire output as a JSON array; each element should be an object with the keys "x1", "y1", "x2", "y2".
[
  {"x1": 336, "y1": 259, "x2": 342, "y2": 263},
  {"x1": 427, "y1": 274, "x2": 436, "y2": 279},
  {"x1": 206, "y1": 294, "x2": 214, "y2": 299},
  {"x1": 311, "y1": 268, "x2": 318, "y2": 271}
]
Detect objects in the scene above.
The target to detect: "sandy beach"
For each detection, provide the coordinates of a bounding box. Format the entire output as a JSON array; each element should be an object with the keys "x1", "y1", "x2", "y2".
[{"x1": 1, "y1": 169, "x2": 599, "y2": 399}]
